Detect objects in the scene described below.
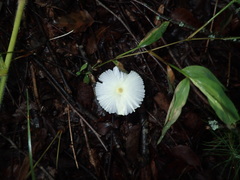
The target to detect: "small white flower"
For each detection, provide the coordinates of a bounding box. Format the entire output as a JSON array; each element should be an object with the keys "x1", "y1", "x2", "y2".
[
  {"x1": 208, "y1": 120, "x2": 219, "y2": 131},
  {"x1": 95, "y1": 66, "x2": 145, "y2": 115}
]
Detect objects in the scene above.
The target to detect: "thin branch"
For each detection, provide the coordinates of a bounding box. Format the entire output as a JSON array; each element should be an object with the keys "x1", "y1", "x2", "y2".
[
  {"x1": 33, "y1": 58, "x2": 108, "y2": 151},
  {"x1": 67, "y1": 105, "x2": 79, "y2": 169}
]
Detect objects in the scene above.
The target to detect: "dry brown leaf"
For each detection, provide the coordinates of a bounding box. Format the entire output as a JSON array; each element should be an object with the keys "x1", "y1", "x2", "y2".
[
  {"x1": 171, "y1": 8, "x2": 201, "y2": 28},
  {"x1": 86, "y1": 26, "x2": 109, "y2": 54},
  {"x1": 56, "y1": 10, "x2": 94, "y2": 32},
  {"x1": 77, "y1": 82, "x2": 94, "y2": 108},
  {"x1": 154, "y1": 4, "x2": 165, "y2": 26},
  {"x1": 126, "y1": 125, "x2": 141, "y2": 163},
  {"x1": 150, "y1": 160, "x2": 158, "y2": 180},
  {"x1": 140, "y1": 164, "x2": 152, "y2": 180},
  {"x1": 96, "y1": 121, "x2": 112, "y2": 136},
  {"x1": 183, "y1": 111, "x2": 203, "y2": 131},
  {"x1": 89, "y1": 149, "x2": 101, "y2": 175},
  {"x1": 125, "y1": 9, "x2": 136, "y2": 22},
  {"x1": 167, "y1": 65, "x2": 175, "y2": 91},
  {"x1": 153, "y1": 92, "x2": 170, "y2": 112},
  {"x1": 171, "y1": 145, "x2": 201, "y2": 169},
  {"x1": 17, "y1": 156, "x2": 30, "y2": 180}
]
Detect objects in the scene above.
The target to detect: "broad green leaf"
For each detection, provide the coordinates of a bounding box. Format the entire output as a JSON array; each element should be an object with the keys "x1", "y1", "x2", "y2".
[
  {"x1": 137, "y1": 21, "x2": 170, "y2": 48},
  {"x1": 157, "y1": 78, "x2": 190, "y2": 144},
  {"x1": 183, "y1": 65, "x2": 240, "y2": 127},
  {"x1": 76, "y1": 62, "x2": 88, "y2": 76}
]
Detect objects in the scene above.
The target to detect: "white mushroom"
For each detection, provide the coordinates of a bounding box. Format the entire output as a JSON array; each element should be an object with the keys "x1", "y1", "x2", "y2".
[{"x1": 95, "y1": 66, "x2": 145, "y2": 115}]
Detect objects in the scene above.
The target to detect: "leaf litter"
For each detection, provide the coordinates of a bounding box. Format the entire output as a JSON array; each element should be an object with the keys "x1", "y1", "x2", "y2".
[{"x1": 0, "y1": 0, "x2": 240, "y2": 179}]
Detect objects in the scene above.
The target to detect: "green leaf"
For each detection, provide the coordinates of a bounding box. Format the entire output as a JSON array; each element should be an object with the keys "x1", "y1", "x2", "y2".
[
  {"x1": 183, "y1": 65, "x2": 240, "y2": 127},
  {"x1": 76, "y1": 62, "x2": 88, "y2": 76},
  {"x1": 157, "y1": 78, "x2": 190, "y2": 144},
  {"x1": 83, "y1": 74, "x2": 90, "y2": 84},
  {"x1": 137, "y1": 21, "x2": 170, "y2": 48},
  {"x1": 116, "y1": 21, "x2": 169, "y2": 59}
]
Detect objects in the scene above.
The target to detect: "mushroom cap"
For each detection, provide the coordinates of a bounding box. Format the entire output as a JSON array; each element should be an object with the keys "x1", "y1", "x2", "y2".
[{"x1": 95, "y1": 66, "x2": 145, "y2": 115}]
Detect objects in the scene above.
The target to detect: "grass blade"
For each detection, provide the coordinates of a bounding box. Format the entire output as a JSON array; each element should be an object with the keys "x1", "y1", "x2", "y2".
[{"x1": 26, "y1": 90, "x2": 35, "y2": 180}]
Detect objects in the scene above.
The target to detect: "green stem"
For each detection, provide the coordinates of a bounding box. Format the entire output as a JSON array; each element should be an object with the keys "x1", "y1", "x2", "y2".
[
  {"x1": 0, "y1": 0, "x2": 27, "y2": 105},
  {"x1": 117, "y1": 36, "x2": 240, "y2": 60},
  {"x1": 188, "y1": 0, "x2": 237, "y2": 38},
  {"x1": 95, "y1": 0, "x2": 239, "y2": 69},
  {"x1": 115, "y1": 47, "x2": 139, "y2": 59}
]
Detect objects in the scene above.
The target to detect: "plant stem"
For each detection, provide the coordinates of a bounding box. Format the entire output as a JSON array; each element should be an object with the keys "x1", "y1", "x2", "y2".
[
  {"x1": 188, "y1": 0, "x2": 237, "y2": 38},
  {"x1": 0, "y1": 0, "x2": 27, "y2": 105},
  {"x1": 26, "y1": 90, "x2": 35, "y2": 180},
  {"x1": 116, "y1": 36, "x2": 240, "y2": 60}
]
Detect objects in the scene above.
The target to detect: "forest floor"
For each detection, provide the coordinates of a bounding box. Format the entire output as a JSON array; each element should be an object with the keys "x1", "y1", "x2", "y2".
[{"x1": 1, "y1": 0, "x2": 240, "y2": 179}]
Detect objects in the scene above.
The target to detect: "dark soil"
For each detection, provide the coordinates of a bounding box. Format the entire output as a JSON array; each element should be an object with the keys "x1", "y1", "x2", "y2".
[{"x1": 1, "y1": 0, "x2": 240, "y2": 179}]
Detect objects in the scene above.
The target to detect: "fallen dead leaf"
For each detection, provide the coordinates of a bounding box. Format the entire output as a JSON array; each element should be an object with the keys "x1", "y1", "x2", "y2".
[
  {"x1": 77, "y1": 81, "x2": 94, "y2": 108},
  {"x1": 126, "y1": 124, "x2": 141, "y2": 163},
  {"x1": 171, "y1": 145, "x2": 201, "y2": 169},
  {"x1": 171, "y1": 8, "x2": 201, "y2": 28},
  {"x1": 154, "y1": 4, "x2": 165, "y2": 26},
  {"x1": 56, "y1": 10, "x2": 94, "y2": 32},
  {"x1": 86, "y1": 26, "x2": 109, "y2": 54},
  {"x1": 153, "y1": 92, "x2": 170, "y2": 112}
]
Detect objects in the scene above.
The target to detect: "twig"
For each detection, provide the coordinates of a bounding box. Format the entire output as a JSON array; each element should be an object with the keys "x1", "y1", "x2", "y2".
[
  {"x1": 30, "y1": 63, "x2": 40, "y2": 107},
  {"x1": 32, "y1": 58, "x2": 97, "y2": 120},
  {"x1": 188, "y1": 0, "x2": 237, "y2": 38},
  {"x1": 74, "y1": 109, "x2": 108, "y2": 151},
  {"x1": 78, "y1": 113, "x2": 99, "y2": 175},
  {"x1": 33, "y1": 58, "x2": 108, "y2": 151},
  {"x1": 95, "y1": 0, "x2": 136, "y2": 40},
  {"x1": 95, "y1": 0, "x2": 166, "y2": 73},
  {"x1": 49, "y1": 30, "x2": 74, "y2": 41},
  {"x1": 30, "y1": 2, "x2": 73, "y2": 95},
  {"x1": 67, "y1": 105, "x2": 79, "y2": 169},
  {"x1": 132, "y1": 0, "x2": 202, "y2": 33},
  {"x1": 132, "y1": 0, "x2": 170, "y2": 21},
  {"x1": 205, "y1": 0, "x2": 219, "y2": 52}
]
